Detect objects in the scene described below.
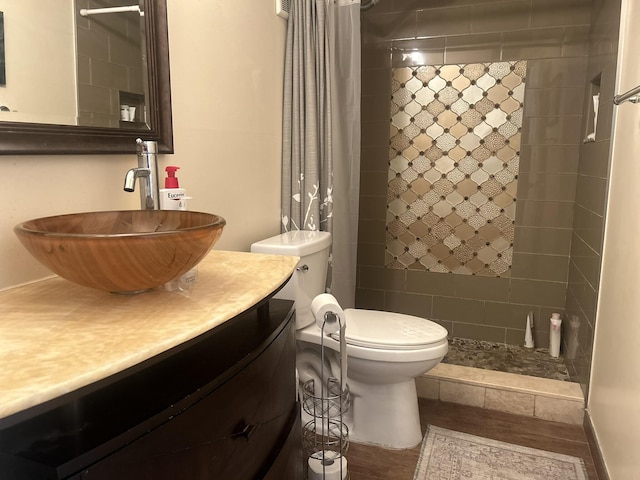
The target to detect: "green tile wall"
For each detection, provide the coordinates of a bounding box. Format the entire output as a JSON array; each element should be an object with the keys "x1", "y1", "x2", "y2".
[
  {"x1": 564, "y1": 0, "x2": 621, "y2": 398},
  {"x1": 358, "y1": 0, "x2": 592, "y2": 349},
  {"x1": 359, "y1": 0, "x2": 620, "y2": 398}
]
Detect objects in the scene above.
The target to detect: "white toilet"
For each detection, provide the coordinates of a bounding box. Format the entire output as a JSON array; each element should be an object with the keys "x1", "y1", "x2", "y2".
[{"x1": 251, "y1": 230, "x2": 448, "y2": 449}]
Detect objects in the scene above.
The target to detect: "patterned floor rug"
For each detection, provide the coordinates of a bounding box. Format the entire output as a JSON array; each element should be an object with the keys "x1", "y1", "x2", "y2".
[{"x1": 414, "y1": 426, "x2": 588, "y2": 480}]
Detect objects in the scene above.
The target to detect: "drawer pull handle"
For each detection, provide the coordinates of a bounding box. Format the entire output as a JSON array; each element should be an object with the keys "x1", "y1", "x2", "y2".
[{"x1": 232, "y1": 423, "x2": 258, "y2": 441}]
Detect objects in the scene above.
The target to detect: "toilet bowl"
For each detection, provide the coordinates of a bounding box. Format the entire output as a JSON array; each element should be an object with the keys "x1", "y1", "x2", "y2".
[{"x1": 251, "y1": 231, "x2": 448, "y2": 449}]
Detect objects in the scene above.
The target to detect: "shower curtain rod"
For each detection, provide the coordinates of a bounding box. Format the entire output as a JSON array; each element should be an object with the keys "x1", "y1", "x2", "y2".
[
  {"x1": 79, "y1": 6, "x2": 144, "y2": 17},
  {"x1": 613, "y1": 84, "x2": 640, "y2": 105}
]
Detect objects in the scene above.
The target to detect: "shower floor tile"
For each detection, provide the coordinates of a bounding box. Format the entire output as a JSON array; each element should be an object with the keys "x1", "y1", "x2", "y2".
[{"x1": 442, "y1": 337, "x2": 572, "y2": 382}]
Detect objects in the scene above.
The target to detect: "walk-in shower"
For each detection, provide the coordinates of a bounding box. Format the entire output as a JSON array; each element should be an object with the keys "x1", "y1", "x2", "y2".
[{"x1": 357, "y1": 0, "x2": 614, "y2": 394}]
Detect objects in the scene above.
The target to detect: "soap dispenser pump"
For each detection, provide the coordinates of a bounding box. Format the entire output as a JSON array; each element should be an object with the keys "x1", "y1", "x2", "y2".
[
  {"x1": 165, "y1": 166, "x2": 180, "y2": 188},
  {"x1": 160, "y1": 166, "x2": 187, "y2": 210}
]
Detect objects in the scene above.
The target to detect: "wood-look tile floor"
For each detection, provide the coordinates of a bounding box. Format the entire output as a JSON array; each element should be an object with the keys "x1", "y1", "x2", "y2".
[{"x1": 347, "y1": 398, "x2": 598, "y2": 480}]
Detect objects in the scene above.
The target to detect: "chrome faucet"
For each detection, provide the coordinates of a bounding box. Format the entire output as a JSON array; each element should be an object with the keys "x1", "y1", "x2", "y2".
[{"x1": 124, "y1": 138, "x2": 160, "y2": 210}]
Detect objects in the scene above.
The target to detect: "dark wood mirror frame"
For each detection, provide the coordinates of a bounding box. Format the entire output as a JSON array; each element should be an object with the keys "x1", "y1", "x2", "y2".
[{"x1": 0, "y1": 0, "x2": 173, "y2": 155}]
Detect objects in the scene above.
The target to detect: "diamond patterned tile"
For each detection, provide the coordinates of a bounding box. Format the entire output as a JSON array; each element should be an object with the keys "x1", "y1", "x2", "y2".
[
  {"x1": 400, "y1": 188, "x2": 419, "y2": 204},
  {"x1": 470, "y1": 168, "x2": 490, "y2": 184},
  {"x1": 440, "y1": 64, "x2": 461, "y2": 81},
  {"x1": 462, "y1": 63, "x2": 486, "y2": 81},
  {"x1": 488, "y1": 62, "x2": 511, "y2": 79},
  {"x1": 392, "y1": 86, "x2": 412, "y2": 105},
  {"x1": 455, "y1": 200, "x2": 476, "y2": 219},
  {"x1": 497, "y1": 145, "x2": 518, "y2": 161},
  {"x1": 453, "y1": 243, "x2": 474, "y2": 263},
  {"x1": 460, "y1": 108, "x2": 483, "y2": 128},
  {"x1": 471, "y1": 145, "x2": 492, "y2": 162},
  {"x1": 427, "y1": 99, "x2": 446, "y2": 116},
  {"x1": 416, "y1": 65, "x2": 438, "y2": 83},
  {"x1": 487, "y1": 84, "x2": 510, "y2": 103},
  {"x1": 413, "y1": 134, "x2": 433, "y2": 152},
  {"x1": 444, "y1": 234, "x2": 462, "y2": 250},
  {"x1": 409, "y1": 220, "x2": 430, "y2": 237},
  {"x1": 455, "y1": 223, "x2": 476, "y2": 240},
  {"x1": 446, "y1": 191, "x2": 464, "y2": 206},
  {"x1": 386, "y1": 61, "x2": 526, "y2": 277},
  {"x1": 476, "y1": 73, "x2": 497, "y2": 90},
  {"x1": 474, "y1": 97, "x2": 495, "y2": 115},
  {"x1": 389, "y1": 155, "x2": 408, "y2": 173},
  {"x1": 405, "y1": 101, "x2": 422, "y2": 117},
  {"x1": 405, "y1": 75, "x2": 423, "y2": 93},
  {"x1": 457, "y1": 178, "x2": 478, "y2": 196},
  {"x1": 433, "y1": 200, "x2": 453, "y2": 217},
  {"x1": 392, "y1": 111, "x2": 412, "y2": 129},
  {"x1": 480, "y1": 179, "x2": 503, "y2": 198},
  {"x1": 500, "y1": 96, "x2": 521, "y2": 115},
  {"x1": 433, "y1": 178, "x2": 455, "y2": 196},
  {"x1": 428, "y1": 75, "x2": 447, "y2": 93},
  {"x1": 446, "y1": 212, "x2": 465, "y2": 230},
  {"x1": 436, "y1": 132, "x2": 458, "y2": 151},
  {"x1": 388, "y1": 176, "x2": 408, "y2": 195},
  {"x1": 452, "y1": 75, "x2": 471, "y2": 92},
  {"x1": 482, "y1": 156, "x2": 503, "y2": 175},
  {"x1": 446, "y1": 168, "x2": 466, "y2": 184},
  {"x1": 400, "y1": 167, "x2": 419, "y2": 183},
  {"x1": 498, "y1": 121, "x2": 519, "y2": 139},
  {"x1": 467, "y1": 214, "x2": 487, "y2": 230}
]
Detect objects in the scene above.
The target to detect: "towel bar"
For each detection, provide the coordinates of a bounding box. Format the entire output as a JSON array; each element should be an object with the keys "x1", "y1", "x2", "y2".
[{"x1": 613, "y1": 85, "x2": 640, "y2": 105}]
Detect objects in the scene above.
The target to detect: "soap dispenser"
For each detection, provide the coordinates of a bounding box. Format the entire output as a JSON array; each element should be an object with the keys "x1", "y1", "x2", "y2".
[{"x1": 159, "y1": 166, "x2": 187, "y2": 210}]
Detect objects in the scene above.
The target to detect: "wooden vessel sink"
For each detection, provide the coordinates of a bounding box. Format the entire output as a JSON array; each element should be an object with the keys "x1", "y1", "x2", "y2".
[{"x1": 14, "y1": 210, "x2": 226, "y2": 293}]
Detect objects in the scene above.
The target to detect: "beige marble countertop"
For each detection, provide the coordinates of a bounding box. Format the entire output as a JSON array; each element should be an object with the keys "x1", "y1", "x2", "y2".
[{"x1": 0, "y1": 251, "x2": 298, "y2": 422}]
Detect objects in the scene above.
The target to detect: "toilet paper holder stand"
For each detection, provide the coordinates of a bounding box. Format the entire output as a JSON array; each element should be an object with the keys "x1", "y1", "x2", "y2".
[{"x1": 301, "y1": 311, "x2": 350, "y2": 480}]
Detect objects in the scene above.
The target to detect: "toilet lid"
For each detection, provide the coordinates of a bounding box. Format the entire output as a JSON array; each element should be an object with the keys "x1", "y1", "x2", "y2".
[{"x1": 333, "y1": 309, "x2": 448, "y2": 350}]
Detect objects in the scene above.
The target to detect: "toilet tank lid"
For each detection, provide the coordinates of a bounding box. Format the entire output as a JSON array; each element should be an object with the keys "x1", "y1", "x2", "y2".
[{"x1": 250, "y1": 230, "x2": 331, "y2": 256}]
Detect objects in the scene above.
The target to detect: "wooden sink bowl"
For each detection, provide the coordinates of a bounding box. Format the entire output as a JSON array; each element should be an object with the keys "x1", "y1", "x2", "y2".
[{"x1": 15, "y1": 210, "x2": 226, "y2": 293}]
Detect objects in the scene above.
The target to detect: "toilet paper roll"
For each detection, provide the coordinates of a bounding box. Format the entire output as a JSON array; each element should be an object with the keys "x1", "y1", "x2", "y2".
[
  {"x1": 311, "y1": 293, "x2": 345, "y2": 334},
  {"x1": 308, "y1": 453, "x2": 348, "y2": 480}
]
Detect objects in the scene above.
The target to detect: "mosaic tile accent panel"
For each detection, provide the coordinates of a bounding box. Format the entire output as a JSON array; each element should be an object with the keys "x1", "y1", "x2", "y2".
[{"x1": 385, "y1": 61, "x2": 527, "y2": 277}]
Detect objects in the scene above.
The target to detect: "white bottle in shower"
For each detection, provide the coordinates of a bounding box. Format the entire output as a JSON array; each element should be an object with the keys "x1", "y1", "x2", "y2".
[
  {"x1": 524, "y1": 311, "x2": 535, "y2": 349},
  {"x1": 549, "y1": 313, "x2": 562, "y2": 358}
]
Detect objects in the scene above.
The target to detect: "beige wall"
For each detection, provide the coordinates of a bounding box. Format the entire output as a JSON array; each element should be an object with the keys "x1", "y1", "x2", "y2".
[
  {"x1": 1, "y1": 0, "x2": 286, "y2": 290},
  {"x1": 588, "y1": 0, "x2": 640, "y2": 477}
]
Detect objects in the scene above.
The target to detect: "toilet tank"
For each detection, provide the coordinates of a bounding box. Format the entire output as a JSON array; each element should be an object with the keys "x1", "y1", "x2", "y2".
[{"x1": 250, "y1": 231, "x2": 332, "y2": 329}]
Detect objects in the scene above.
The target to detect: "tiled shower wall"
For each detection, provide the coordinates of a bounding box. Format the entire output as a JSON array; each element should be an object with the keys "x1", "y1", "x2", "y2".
[
  {"x1": 358, "y1": 1, "x2": 592, "y2": 347},
  {"x1": 564, "y1": 0, "x2": 621, "y2": 395}
]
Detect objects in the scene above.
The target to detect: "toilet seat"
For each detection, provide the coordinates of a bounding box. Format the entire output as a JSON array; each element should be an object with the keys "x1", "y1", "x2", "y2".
[
  {"x1": 297, "y1": 308, "x2": 449, "y2": 363},
  {"x1": 334, "y1": 309, "x2": 448, "y2": 350}
]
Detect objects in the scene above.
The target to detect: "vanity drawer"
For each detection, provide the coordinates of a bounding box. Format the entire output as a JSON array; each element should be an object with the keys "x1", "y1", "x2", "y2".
[{"x1": 78, "y1": 315, "x2": 297, "y2": 480}]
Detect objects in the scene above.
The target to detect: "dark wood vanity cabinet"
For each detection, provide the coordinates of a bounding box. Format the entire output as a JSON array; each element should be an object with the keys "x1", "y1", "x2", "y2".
[{"x1": 0, "y1": 299, "x2": 302, "y2": 480}]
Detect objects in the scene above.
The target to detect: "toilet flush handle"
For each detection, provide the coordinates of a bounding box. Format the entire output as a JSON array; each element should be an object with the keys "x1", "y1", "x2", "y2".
[{"x1": 297, "y1": 264, "x2": 309, "y2": 272}]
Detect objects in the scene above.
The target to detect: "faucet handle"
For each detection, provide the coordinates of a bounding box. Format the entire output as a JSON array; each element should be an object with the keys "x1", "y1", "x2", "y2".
[{"x1": 136, "y1": 138, "x2": 158, "y2": 155}]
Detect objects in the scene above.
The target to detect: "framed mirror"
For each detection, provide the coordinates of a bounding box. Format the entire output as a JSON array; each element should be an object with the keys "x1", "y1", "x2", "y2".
[{"x1": 0, "y1": 0, "x2": 172, "y2": 155}]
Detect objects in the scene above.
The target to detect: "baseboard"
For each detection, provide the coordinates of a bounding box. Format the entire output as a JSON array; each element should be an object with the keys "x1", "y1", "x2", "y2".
[{"x1": 583, "y1": 410, "x2": 609, "y2": 480}]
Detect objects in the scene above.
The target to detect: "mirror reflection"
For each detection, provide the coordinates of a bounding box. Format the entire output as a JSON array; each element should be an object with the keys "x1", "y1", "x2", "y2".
[{"x1": 0, "y1": 0, "x2": 149, "y2": 131}]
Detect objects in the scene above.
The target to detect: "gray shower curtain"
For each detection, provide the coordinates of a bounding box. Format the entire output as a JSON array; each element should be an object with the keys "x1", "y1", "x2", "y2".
[{"x1": 281, "y1": 0, "x2": 361, "y2": 308}]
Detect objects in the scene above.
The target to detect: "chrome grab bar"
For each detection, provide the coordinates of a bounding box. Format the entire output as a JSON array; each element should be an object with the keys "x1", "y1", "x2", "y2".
[{"x1": 613, "y1": 85, "x2": 640, "y2": 105}]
